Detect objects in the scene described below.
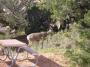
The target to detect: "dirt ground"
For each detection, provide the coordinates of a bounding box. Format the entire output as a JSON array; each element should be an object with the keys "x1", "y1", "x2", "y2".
[{"x1": 0, "y1": 53, "x2": 71, "y2": 67}]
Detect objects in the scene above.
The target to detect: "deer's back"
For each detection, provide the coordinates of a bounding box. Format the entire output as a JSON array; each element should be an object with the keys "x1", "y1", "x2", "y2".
[{"x1": 27, "y1": 32, "x2": 48, "y2": 41}]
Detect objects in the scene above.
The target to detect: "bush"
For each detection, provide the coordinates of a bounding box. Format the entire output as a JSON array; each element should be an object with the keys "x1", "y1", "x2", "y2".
[
  {"x1": 65, "y1": 35, "x2": 90, "y2": 67},
  {"x1": 84, "y1": 10, "x2": 90, "y2": 26}
]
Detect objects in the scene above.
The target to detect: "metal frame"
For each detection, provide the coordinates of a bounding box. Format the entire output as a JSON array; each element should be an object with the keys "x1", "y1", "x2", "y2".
[
  {"x1": 0, "y1": 47, "x2": 21, "y2": 67},
  {"x1": 0, "y1": 39, "x2": 39, "y2": 67}
]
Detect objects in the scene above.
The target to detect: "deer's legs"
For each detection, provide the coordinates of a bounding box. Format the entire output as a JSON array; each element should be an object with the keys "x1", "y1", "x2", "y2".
[
  {"x1": 28, "y1": 41, "x2": 32, "y2": 47},
  {"x1": 41, "y1": 40, "x2": 44, "y2": 49},
  {"x1": 26, "y1": 41, "x2": 32, "y2": 59}
]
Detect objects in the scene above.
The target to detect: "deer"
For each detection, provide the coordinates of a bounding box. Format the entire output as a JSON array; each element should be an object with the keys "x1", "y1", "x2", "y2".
[{"x1": 27, "y1": 24, "x2": 54, "y2": 49}]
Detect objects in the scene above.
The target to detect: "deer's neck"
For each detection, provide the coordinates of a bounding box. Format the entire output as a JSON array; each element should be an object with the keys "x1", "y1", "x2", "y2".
[{"x1": 46, "y1": 29, "x2": 52, "y2": 34}]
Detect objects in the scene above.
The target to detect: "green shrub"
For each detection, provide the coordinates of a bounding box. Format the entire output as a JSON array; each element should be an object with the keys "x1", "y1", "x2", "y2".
[
  {"x1": 65, "y1": 40, "x2": 90, "y2": 67},
  {"x1": 84, "y1": 10, "x2": 90, "y2": 26}
]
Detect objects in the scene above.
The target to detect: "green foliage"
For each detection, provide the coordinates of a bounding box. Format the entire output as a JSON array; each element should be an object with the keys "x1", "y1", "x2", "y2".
[
  {"x1": 65, "y1": 28, "x2": 90, "y2": 67},
  {"x1": 79, "y1": 29, "x2": 90, "y2": 39},
  {"x1": 35, "y1": 0, "x2": 75, "y2": 20},
  {"x1": 0, "y1": 34, "x2": 6, "y2": 39},
  {"x1": 25, "y1": 6, "x2": 52, "y2": 34},
  {"x1": 84, "y1": 10, "x2": 90, "y2": 26},
  {"x1": 0, "y1": 0, "x2": 28, "y2": 31},
  {"x1": 65, "y1": 43, "x2": 90, "y2": 67}
]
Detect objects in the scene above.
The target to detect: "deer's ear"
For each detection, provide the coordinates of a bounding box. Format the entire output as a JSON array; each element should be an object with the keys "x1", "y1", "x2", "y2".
[{"x1": 50, "y1": 23, "x2": 55, "y2": 27}]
